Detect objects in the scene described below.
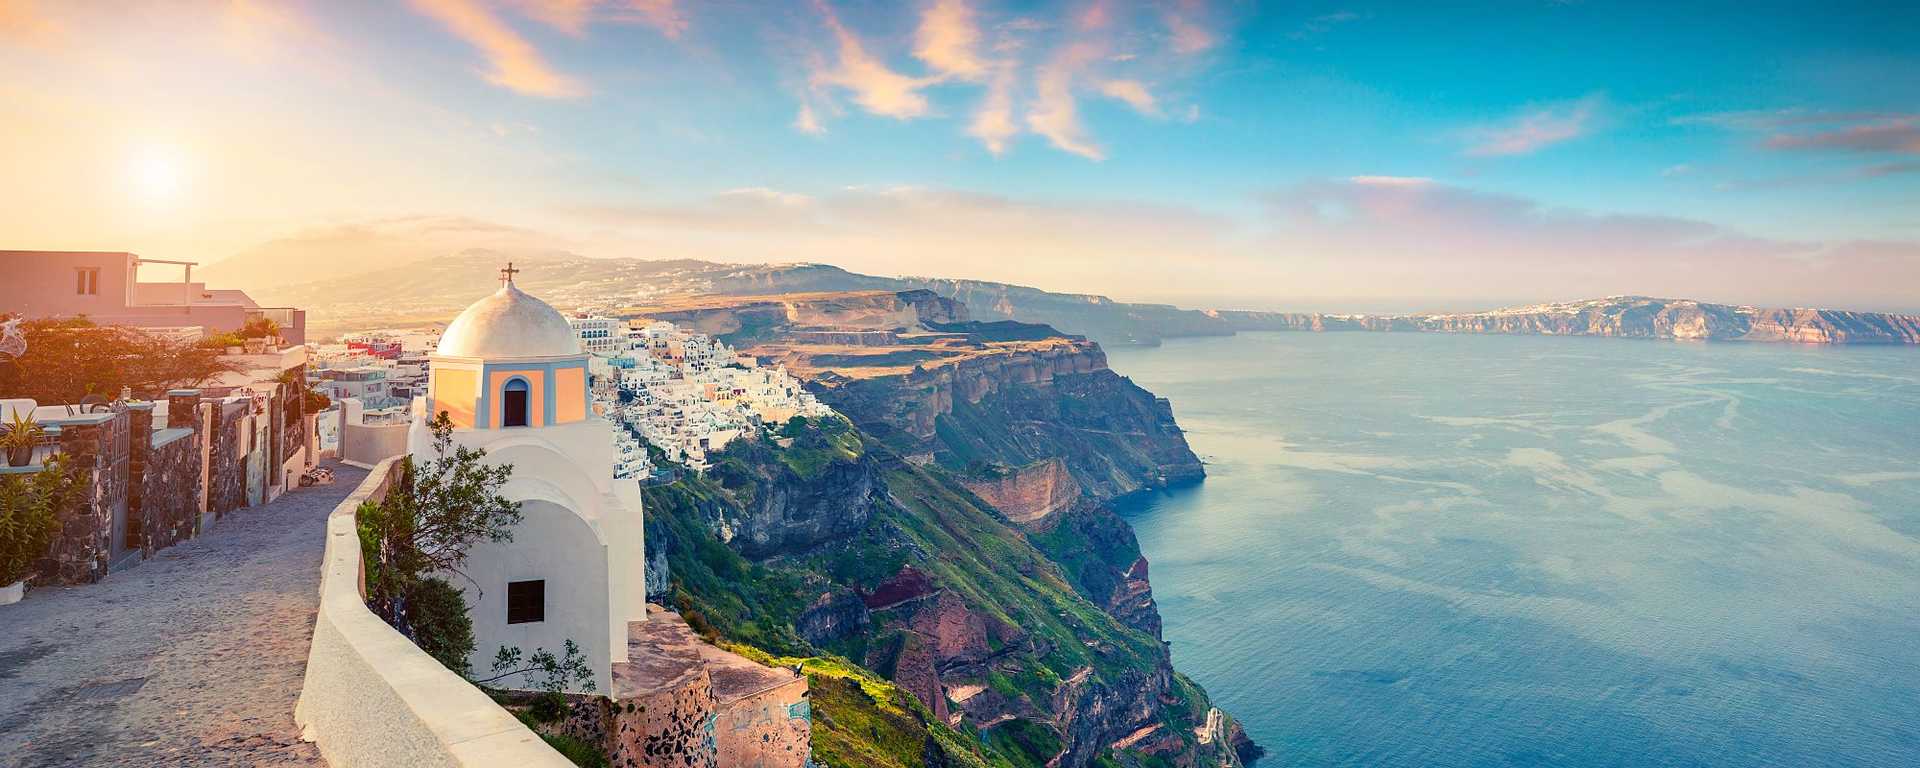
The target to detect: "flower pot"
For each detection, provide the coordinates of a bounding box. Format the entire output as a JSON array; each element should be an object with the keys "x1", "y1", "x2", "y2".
[
  {"x1": 0, "y1": 580, "x2": 23, "y2": 606},
  {"x1": 5, "y1": 443, "x2": 29, "y2": 467}
]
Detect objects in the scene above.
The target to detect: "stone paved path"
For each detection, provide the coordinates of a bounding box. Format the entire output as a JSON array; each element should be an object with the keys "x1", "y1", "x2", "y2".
[{"x1": 0, "y1": 462, "x2": 366, "y2": 768}]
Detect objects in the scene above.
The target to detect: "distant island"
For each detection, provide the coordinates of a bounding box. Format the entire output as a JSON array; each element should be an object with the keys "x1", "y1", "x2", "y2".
[
  {"x1": 1208, "y1": 296, "x2": 1920, "y2": 345},
  {"x1": 214, "y1": 251, "x2": 1920, "y2": 347}
]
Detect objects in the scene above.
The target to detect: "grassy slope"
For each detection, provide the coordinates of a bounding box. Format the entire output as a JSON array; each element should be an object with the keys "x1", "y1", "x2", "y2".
[{"x1": 643, "y1": 427, "x2": 1216, "y2": 767}]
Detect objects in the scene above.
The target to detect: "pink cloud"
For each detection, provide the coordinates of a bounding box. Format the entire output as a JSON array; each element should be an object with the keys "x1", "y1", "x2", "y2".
[
  {"x1": 970, "y1": 63, "x2": 1020, "y2": 154},
  {"x1": 1261, "y1": 177, "x2": 1920, "y2": 310},
  {"x1": 793, "y1": 103, "x2": 826, "y2": 136},
  {"x1": 1465, "y1": 94, "x2": 1602, "y2": 157},
  {"x1": 915, "y1": 0, "x2": 986, "y2": 80},
  {"x1": 810, "y1": 0, "x2": 936, "y2": 119},
  {"x1": 1161, "y1": 1, "x2": 1215, "y2": 55},
  {"x1": 409, "y1": 0, "x2": 587, "y2": 98},
  {"x1": 1765, "y1": 117, "x2": 1920, "y2": 155},
  {"x1": 1028, "y1": 43, "x2": 1105, "y2": 160},
  {"x1": 512, "y1": 0, "x2": 688, "y2": 38},
  {"x1": 1098, "y1": 79, "x2": 1159, "y2": 116}
]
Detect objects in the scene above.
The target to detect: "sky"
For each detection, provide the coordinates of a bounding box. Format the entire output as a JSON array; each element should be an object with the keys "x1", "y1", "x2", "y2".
[{"x1": 2, "y1": 0, "x2": 1917, "y2": 312}]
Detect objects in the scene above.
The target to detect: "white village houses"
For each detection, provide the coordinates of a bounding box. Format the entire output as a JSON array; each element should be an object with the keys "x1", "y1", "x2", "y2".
[{"x1": 406, "y1": 267, "x2": 648, "y2": 694}]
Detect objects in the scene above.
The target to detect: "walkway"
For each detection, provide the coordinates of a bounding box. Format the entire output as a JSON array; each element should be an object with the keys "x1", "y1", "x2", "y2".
[{"x1": 0, "y1": 462, "x2": 367, "y2": 768}]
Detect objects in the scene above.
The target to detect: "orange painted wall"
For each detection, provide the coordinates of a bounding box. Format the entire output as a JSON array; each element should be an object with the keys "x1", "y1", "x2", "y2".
[
  {"x1": 432, "y1": 367, "x2": 479, "y2": 428},
  {"x1": 489, "y1": 368, "x2": 546, "y2": 428},
  {"x1": 555, "y1": 367, "x2": 587, "y2": 423}
]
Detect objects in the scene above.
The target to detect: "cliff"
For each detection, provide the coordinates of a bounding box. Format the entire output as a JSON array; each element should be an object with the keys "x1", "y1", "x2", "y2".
[
  {"x1": 640, "y1": 424, "x2": 1250, "y2": 768},
  {"x1": 1210, "y1": 295, "x2": 1920, "y2": 344},
  {"x1": 806, "y1": 339, "x2": 1204, "y2": 502}
]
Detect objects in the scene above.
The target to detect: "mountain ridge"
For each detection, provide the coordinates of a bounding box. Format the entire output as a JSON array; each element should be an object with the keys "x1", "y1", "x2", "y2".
[{"x1": 248, "y1": 251, "x2": 1920, "y2": 346}]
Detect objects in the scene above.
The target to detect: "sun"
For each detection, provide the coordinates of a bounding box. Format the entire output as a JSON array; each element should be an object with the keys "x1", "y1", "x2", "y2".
[{"x1": 126, "y1": 143, "x2": 189, "y2": 204}]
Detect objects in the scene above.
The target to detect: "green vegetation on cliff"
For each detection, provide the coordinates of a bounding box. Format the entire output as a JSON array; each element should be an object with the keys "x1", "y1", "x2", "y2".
[{"x1": 641, "y1": 416, "x2": 1231, "y2": 767}]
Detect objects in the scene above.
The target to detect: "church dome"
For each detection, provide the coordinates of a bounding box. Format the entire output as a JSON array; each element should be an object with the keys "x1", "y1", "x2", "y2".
[{"x1": 436, "y1": 278, "x2": 581, "y2": 359}]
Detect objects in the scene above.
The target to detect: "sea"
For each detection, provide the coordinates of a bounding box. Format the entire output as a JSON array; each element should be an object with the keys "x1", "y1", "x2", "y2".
[{"x1": 1106, "y1": 332, "x2": 1920, "y2": 768}]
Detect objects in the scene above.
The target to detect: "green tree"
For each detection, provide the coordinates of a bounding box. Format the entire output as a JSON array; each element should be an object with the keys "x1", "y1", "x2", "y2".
[
  {"x1": 359, "y1": 411, "x2": 521, "y2": 637},
  {"x1": 0, "y1": 317, "x2": 239, "y2": 405}
]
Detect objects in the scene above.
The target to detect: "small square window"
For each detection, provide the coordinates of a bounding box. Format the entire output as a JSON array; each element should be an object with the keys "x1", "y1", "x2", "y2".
[
  {"x1": 507, "y1": 579, "x2": 545, "y2": 624},
  {"x1": 76, "y1": 267, "x2": 100, "y2": 295}
]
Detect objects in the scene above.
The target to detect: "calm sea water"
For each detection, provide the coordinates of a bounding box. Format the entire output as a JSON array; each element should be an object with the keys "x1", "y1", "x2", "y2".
[{"x1": 1107, "y1": 333, "x2": 1920, "y2": 768}]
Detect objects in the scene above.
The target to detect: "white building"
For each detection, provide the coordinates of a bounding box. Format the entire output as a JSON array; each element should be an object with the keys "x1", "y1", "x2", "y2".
[
  {"x1": 590, "y1": 325, "x2": 833, "y2": 473},
  {"x1": 407, "y1": 270, "x2": 648, "y2": 695},
  {"x1": 568, "y1": 315, "x2": 626, "y2": 356}
]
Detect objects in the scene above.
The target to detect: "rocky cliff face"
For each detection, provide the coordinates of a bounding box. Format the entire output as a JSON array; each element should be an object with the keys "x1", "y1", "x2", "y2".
[
  {"x1": 812, "y1": 339, "x2": 1205, "y2": 502},
  {"x1": 1212, "y1": 296, "x2": 1920, "y2": 344},
  {"x1": 960, "y1": 458, "x2": 1079, "y2": 526},
  {"x1": 715, "y1": 448, "x2": 879, "y2": 560},
  {"x1": 642, "y1": 419, "x2": 1247, "y2": 768}
]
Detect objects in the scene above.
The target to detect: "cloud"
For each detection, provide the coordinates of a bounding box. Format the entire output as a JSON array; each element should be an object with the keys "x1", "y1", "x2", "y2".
[
  {"x1": 408, "y1": 0, "x2": 587, "y2": 98},
  {"x1": 1764, "y1": 117, "x2": 1920, "y2": 155},
  {"x1": 1161, "y1": 1, "x2": 1215, "y2": 54},
  {"x1": 512, "y1": 0, "x2": 688, "y2": 38},
  {"x1": 1260, "y1": 177, "x2": 1920, "y2": 309},
  {"x1": 1861, "y1": 160, "x2": 1920, "y2": 177},
  {"x1": 969, "y1": 63, "x2": 1019, "y2": 154},
  {"x1": 563, "y1": 184, "x2": 1237, "y2": 291},
  {"x1": 914, "y1": 0, "x2": 986, "y2": 80},
  {"x1": 1464, "y1": 94, "x2": 1603, "y2": 157},
  {"x1": 810, "y1": 0, "x2": 936, "y2": 119},
  {"x1": 621, "y1": 0, "x2": 689, "y2": 39},
  {"x1": 1349, "y1": 175, "x2": 1433, "y2": 187},
  {"x1": 1673, "y1": 109, "x2": 1910, "y2": 131},
  {"x1": 793, "y1": 102, "x2": 826, "y2": 135},
  {"x1": 792, "y1": 0, "x2": 1220, "y2": 159},
  {"x1": 1028, "y1": 43, "x2": 1104, "y2": 159},
  {"x1": 0, "y1": 0, "x2": 62, "y2": 49},
  {"x1": 1098, "y1": 79, "x2": 1158, "y2": 116}
]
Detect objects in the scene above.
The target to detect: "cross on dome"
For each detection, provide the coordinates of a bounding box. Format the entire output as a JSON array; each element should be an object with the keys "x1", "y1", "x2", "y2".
[{"x1": 500, "y1": 261, "x2": 521, "y2": 285}]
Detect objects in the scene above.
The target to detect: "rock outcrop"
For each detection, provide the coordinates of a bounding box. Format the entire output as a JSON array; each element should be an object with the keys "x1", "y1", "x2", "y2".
[
  {"x1": 812, "y1": 339, "x2": 1204, "y2": 502},
  {"x1": 961, "y1": 457, "x2": 1079, "y2": 526}
]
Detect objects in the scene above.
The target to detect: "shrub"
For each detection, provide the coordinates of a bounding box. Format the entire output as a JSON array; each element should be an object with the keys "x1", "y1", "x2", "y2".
[
  {"x1": 406, "y1": 577, "x2": 476, "y2": 675},
  {"x1": 0, "y1": 455, "x2": 79, "y2": 585},
  {"x1": 238, "y1": 316, "x2": 280, "y2": 339},
  {"x1": 200, "y1": 332, "x2": 247, "y2": 349}
]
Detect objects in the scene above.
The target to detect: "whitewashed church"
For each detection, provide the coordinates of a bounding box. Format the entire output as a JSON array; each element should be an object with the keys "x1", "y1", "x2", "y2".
[{"x1": 407, "y1": 266, "x2": 647, "y2": 694}]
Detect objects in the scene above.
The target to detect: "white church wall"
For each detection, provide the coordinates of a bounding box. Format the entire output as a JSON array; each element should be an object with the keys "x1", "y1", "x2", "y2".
[{"x1": 458, "y1": 496, "x2": 613, "y2": 696}]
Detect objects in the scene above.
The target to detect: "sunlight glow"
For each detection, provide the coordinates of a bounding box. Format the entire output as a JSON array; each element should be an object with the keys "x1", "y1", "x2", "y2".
[{"x1": 126, "y1": 143, "x2": 189, "y2": 205}]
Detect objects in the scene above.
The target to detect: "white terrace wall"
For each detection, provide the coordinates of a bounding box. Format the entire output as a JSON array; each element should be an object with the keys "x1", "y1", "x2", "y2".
[
  {"x1": 337, "y1": 398, "x2": 410, "y2": 467},
  {"x1": 295, "y1": 457, "x2": 572, "y2": 768}
]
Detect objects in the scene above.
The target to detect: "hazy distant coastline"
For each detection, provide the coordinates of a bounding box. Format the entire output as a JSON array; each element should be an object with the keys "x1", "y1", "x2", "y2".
[{"x1": 222, "y1": 251, "x2": 1920, "y2": 347}]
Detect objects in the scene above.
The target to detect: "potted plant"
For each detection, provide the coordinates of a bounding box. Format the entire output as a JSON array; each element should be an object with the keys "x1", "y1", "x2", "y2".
[
  {"x1": 0, "y1": 454, "x2": 74, "y2": 605},
  {"x1": 1, "y1": 410, "x2": 43, "y2": 467},
  {"x1": 240, "y1": 317, "x2": 281, "y2": 353}
]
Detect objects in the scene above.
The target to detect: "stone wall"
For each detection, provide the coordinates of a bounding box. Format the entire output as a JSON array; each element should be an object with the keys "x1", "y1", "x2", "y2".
[
  {"x1": 207, "y1": 399, "x2": 249, "y2": 517},
  {"x1": 25, "y1": 387, "x2": 307, "y2": 586},
  {"x1": 610, "y1": 606, "x2": 810, "y2": 768},
  {"x1": 139, "y1": 427, "x2": 202, "y2": 554},
  {"x1": 713, "y1": 677, "x2": 810, "y2": 768},
  {"x1": 37, "y1": 411, "x2": 129, "y2": 585}
]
